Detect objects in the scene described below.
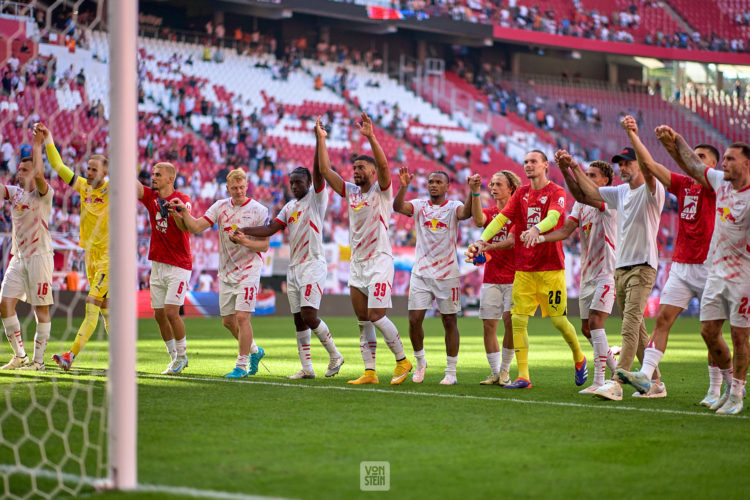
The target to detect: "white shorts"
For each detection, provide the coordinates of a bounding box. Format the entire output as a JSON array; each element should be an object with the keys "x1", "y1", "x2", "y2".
[
  {"x1": 287, "y1": 260, "x2": 327, "y2": 313},
  {"x1": 219, "y1": 276, "x2": 260, "y2": 316},
  {"x1": 408, "y1": 274, "x2": 461, "y2": 315},
  {"x1": 579, "y1": 278, "x2": 616, "y2": 320},
  {"x1": 479, "y1": 283, "x2": 513, "y2": 320},
  {"x1": 0, "y1": 253, "x2": 54, "y2": 306},
  {"x1": 700, "y1": 275, "x2": 750, "y2": 328},
  {"x1": 660, "y1": 262, "x2": 708, "y2": 309},
  {"x1": 348, "y1": 253, "x2": 394, "y2": 309},
  {"x1": 150, "y1": 261, "x2": 191, "y2": 308}
]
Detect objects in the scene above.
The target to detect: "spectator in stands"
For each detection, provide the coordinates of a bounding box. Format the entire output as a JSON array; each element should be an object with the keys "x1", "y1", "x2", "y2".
[{"x1": 1, "y1": 138, "x2": 13, "y2": 173}]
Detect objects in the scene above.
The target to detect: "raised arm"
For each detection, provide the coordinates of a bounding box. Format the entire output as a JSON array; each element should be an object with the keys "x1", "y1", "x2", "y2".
[
  {"x1": 312, "y1": 119, "x2": 325, "y2": 193},
  {"x1": 169, "y1": 198, "x2": 210, "y2": 234},
  {"x1": 456, "y1": 173, "x2": 478, "y2": 220},
  {"x1": 358, "y1": 112, "x2": 390, "y2": 190},
  {"x1": 468, "y1": 175, "x2": 487, "y2": 227},
  {"x1": 239, "y1": 218, "x2": 285, "y2": 238},
  {"x1": 656, "y1": 125, "x2": 711, "y2": 189},
  {"x1": 622, "y1": 115, "x2": 662, "y2": 192},
  {"x1": 315, "y1": 117, "x2": 345, "y2": 196},
  {"x1": 32, "y1": 127, "x2": 49, "y2": 196},
  {"x1": 393, "y1": 166, "x2": 414, "y2": 216},
  {"x1": 36, "y1": 123, "x2": 76, "y2": 186},
  {"x1": 555, "y1": 150, "x2": 603, "y2": 208}
]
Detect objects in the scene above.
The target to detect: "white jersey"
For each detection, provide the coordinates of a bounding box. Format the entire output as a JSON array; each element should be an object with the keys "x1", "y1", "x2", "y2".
[
  {"x1": 569, "y1": 201, "x2": 617, "y2": 284},
  {"x1": 275, "y1": 185, "x2": 328, "y2": 267},
  {"x1": 705, "y1": 168, "x2": 750, "y2": 283},
  {"x1": 5, "y1": 184, "x2": 54, "y2": 259},
  {"x1": 203, "y1": 197, "x2": 268, "y2": 283},
  {"x1": 410, "y1": 198, "x2": 462, "y2": 279},
  {"x1": 345, "y1": 181, "x2": 393, "y2": 262}
]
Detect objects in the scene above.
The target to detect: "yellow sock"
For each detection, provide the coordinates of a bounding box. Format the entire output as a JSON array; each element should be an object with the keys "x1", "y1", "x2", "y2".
[
  {"x1": 71, "y1": 303, "x2": 101, "y2": 356},
  {"x1": 511, "y1": 314, "x2": 530, "y2": 380},
  {"x1": 551, "y1": 315, "x2": 584, "y2": 363},
  {"x1": 101, "y1": 307, "x2": 110, "y2": 335}
]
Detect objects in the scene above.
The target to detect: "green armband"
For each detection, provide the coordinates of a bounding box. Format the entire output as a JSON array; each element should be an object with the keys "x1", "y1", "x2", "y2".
[
  {"x1": 535, "y1": 210, "x2": 561, "y2": 233},
  {"x1": 45, "y1": 143, "x2": 76, "y2": 185},
  {"x1": 480, "y1": 213, "x2": 509, "y2": 241}
]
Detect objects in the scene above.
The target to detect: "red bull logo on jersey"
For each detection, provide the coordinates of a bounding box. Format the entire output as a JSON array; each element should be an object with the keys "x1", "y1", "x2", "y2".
[
  {"x1": 288, "y1": 210, "x2": 303, "y2": 224},
  {"x1": 423, "y1": 218, "x2": 448, "y2": 231},
  {"x1": 351, "y1": 200, "x2": 369, "y2": 212},
  {"x1": 719, "y1": 206, "x2": 736, "y2": 223},
  {"x1": 15, "y1": 203, "x2": 30, "y2": 214},
  {"x1": 582, "y1": 221, "x2": 592, "y2": 236},
  {"x1": 86, "y1": 195, "x2": 105, "y2": 204},
  {"x1": 223, "y1": 224, "x2": 239, "y2": 233}
]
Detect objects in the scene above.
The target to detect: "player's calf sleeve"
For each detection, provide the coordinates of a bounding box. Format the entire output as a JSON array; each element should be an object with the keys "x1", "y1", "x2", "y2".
[
  {"x1": 71, "y1": 303, "x2": 101, "y2": 356},
  {"x1": 33, "y1": 322, "x2": 51, "y2": 364},
  {"x1": 2, "y1": 315, "x2": 25, "y2": 358},
  {"x1": 312, "y1": 320, "x2": 340, "y2": 357},
  {"x1": 358, "y1": 320, "x2": 377, "y2": 370},
  {"x1": 511, "y1": 315, "x2": 530, "y2": 381},
  {"x1": 296, "y1": 329, "x2": 312, "y2": 370},
  {"x1": 550, "y1": 315, "x2": 584, "y2": 363},
  {"x1": 372, "y1": 316, "x2": 405, "y2": 360}
]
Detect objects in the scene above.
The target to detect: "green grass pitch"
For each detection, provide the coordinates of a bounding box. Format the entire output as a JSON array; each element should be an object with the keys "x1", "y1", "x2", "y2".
[{"x1": 2, "y1": 315, "x2": 750, "y2": 499}]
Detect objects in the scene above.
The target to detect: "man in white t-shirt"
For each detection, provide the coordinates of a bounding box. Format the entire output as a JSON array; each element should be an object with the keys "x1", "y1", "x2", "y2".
[
  {"x1": 393, "y1": 167, "x2": 474, "y2": 385},
  {"x1": 1, "y1": 129, "x2": 54, "y2": 371},
  {"x1": 655, "y1": 130, "x2": 750, "y2": 415},
  {"x1": 171, "y1": 169, "x2": 269, "y2": 378},
  {"x1": 567, "y1": 140, "x2": 665, "y2": 401},
  {"x1": 238, "y1": 121, "x2": 344, "y2": 380},
  {"x1": 318, "y1": 112, "x2": 412, "y2": 385}
]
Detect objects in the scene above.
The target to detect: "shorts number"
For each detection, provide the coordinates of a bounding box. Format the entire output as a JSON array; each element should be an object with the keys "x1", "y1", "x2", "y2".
[
  {"x1": 177, "y1": 282, "x2": 184, "y2": 295},
  {"x1": 451, "y1": 287, "x2": 459, "y2": 302},
  {"x1": 602, "y1": 284, "x2": 610, "y2": 298},
  {"x1": 36, "y1": 283, "x2": 49, "y2": 296},
  {"x1": 739, "y1": 297, "x2": 749, "y2": 315},
  {"x1": 548, "y1": 290, "x2": 562, "y2": 305},
  {"x1": 244, "y1": 287, "x2": 255, "y2": 301},
  {"x1": 98, "y1": 273, "x2": 106, "y2": 287},
  {"x1": 304, "y1": 284, "x2": 312, "y2": 298},
  {"x1": 373, "y1": 283, "x2": 387, "y2": 297}
]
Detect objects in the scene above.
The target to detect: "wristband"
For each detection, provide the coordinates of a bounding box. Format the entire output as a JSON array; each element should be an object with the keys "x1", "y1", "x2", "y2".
[
  {"x1": 471, "y1": 192, "x2": 480, "y2": 196},
  {"x1": 534, "y1": 224, "x2": 542, "y2": 233},
  {"x1": 538, "y1": 235, "x2": 545, "y2": 243}
]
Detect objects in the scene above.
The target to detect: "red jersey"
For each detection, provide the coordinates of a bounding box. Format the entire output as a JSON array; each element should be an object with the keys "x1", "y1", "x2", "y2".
[
  {"x1": 482, "y1": 206, "x2": 515, "y2": 284},
  {"x1": 140, "y1": 185, "x2": 193, "y2": 270},
  {"x1": 668, "y1": 172, "x2": 716, "y2": 264},
  {"x1": 500, "y1": 182, "x2": 566, "y2": 272}
]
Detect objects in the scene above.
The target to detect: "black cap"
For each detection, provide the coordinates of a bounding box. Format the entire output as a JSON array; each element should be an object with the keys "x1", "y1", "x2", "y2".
[{"x1": 611, "y1": 147, "x2": 636, "y2": 163}]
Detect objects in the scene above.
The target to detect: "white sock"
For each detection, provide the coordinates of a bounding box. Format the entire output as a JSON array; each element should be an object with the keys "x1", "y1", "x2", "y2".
[
  {"x1": 500, "y1": 347, "x2": 514, "y2": 373},
  {"x1": 486, "y1": 351, "x2": 500, "y2": 374},
  {"x1": 730, "y1": 377, "x2": 746, "y2": 398},
  {"x1": 296, "y1": 329, "x2": 313, "y2": 371},
  {"x1": 721, "y1": 367, "x2": 734, "y2": 388},
  {"x1": 2, "y1": 315, "x2": 26, "y2": 358},
  {"x1": 641, "y1": 345, "x2": 663, "y2": 380},
  {"x1": 165, "y1": 339, "x2": 177, "y2": 360},
  {"x1": 33, "y1": 322, "x2": 51, "y2": 364},
  {"x1": 590, "y1": 328, "x2": 609, "y2": 385},
  {"x1": 236, "y1": 354, "x2": 249, "y2": 371},
  {"x1": 175, "y1": 337, "x2": 187, "y2": 358},
  {"x1": 372, "y1": 316, "x2": 405, "y2": 360},
  {"x1": 708, "y1": 364, "x2": 722, "y2": 394},
  {"x1": 312, "y1": 320, "x2": 340, "y2": 358},
  {"x1": 250, "y1": 341, "x2": 259, "y2": 354},
  {"x1": 358, "y1": 320, "x2": 377, "y2": 370},
  {"x1": 445, "y1": 355, "x2": 457, "y2": 377},
  {"x1": 606, "y1": 347, "x2": 617, "y2": 373},
  {"x1": 414, "y1": 349, "x2": 426, "y2": 369}
]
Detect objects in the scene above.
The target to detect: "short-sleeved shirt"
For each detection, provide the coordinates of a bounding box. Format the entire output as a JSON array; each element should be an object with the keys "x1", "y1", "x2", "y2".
[
  {"x1": 704, "y1": 168, "x2": 750, "y2": 283},
  {"x1": 5, "y1": 184, "x2": 54, "y2": 258},
  {"x1": 599, "y1": 181, "x2": 665, "y2": 270},
  {"x1": 139, "y1": 186, "x2": 192, "y2": 271},
  {"x1": 72, "y1": 177, "x2": 109, "y2": 253},
  {"x1": 204, "y1": 197, "x2": 268, "y2": 282},
  {"x1": 569, "y1": 201, "x2": 617, "y2": 284},
  {"x1": 275, "y1": 185, "x2": 328, "y2": 267},
  {"x1": 482, "y1": 205, "x2": 515, "y2": 284},
  {"x1": 345, "y1": 181, "x2": 393, "y2": 262},
  {"x1": 500, "y1": 182, "x2": 566, "y2": 272},
  {"x1": 409, "y1": 198, "x2": 462, "y2": 279},
  {"x1": 668, "y1": 172, "x2": 716, "y2": 264}
]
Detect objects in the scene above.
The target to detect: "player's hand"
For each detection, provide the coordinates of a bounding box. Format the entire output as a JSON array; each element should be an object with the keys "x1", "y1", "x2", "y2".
[
  {"x1": 34, "y1": 123, "x2": 50, "y2": 139},
  {"x1": 464, "y1": 245, "x2": 487, "y2": 265},
  {"x1": 357, "y1": 111, "x2": 374, "y2": 139},
  {"x1": 314, "y1": 116, "x2": 327, "y2": 139},
  {"x1": 468, "y1": 173, "x2": 481, "y2": 194},
  {"x1": 229, "y1": 230, "x2": 250, "y2": 245},
  {"x1": 32, "y1": 126, "x2": 44, "y2": 145},
  {"x1": 520, "y1": 226, "x2": 542, "y2": 248},
  {"x1": 168, "y1": 198, "x2": 186, "y2": 214},
  {"x1": 398, "y1": 166, "x2": 413, "y2": 186},
  {"x1": 554, "y1": 150, "x2": 575, "y2": 171},
  {"x1": 621, "y1": 115, "x2": 638, "y2": 134},
  {"x1": 655, "y1": 125, "x2": 677, "y2": 149}
]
